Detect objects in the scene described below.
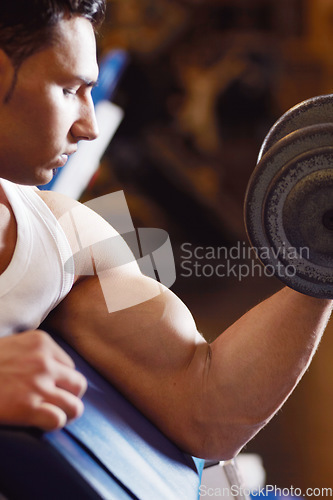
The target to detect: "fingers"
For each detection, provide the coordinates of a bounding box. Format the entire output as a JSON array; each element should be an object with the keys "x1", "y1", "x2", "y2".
[
  {"x1": 32, "y1": 346, "x2": 88, "y2": 429},
  {"x1": 31, "y1": 403, "x2": 68, "y2": 431},
  {"x1": 29, "y1": 402, "x2": 69, "y2": 431},
  {"x1": 30, "y1": 330, "x2": 76, "y2": 369},
  {"x1": 22, "y1": 371, "x2": 86, "y2": 431},
  {"x1": 47, "y1": 387, "x2": 85, "y2": 422},
  {"x1": 54, "y1": 363, "x2": 88, "y2": 398},
  {"x1": 22, "y1": 383, "x2": 85, "y2": 432},
  {"x1": 32, "y1": 331, "x2": 88, "y2": 397},
  {"x1": 0, "y1": 329, "x2": 89, "y2": 431}
]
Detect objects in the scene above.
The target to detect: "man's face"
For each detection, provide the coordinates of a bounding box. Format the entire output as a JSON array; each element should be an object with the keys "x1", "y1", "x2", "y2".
[{"x1": 0, "y1": 16, "x2": 99, "y2": 185}]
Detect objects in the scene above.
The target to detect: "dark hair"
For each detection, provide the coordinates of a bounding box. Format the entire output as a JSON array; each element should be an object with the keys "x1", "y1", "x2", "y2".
[{"x1": 0, "y1": 0, "x2": 105, "y2": 67}]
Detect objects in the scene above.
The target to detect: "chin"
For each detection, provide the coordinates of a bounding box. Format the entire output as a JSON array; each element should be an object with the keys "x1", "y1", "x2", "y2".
[{"x1": 34, "y1": 168, "x2": 54, "y2": 186}]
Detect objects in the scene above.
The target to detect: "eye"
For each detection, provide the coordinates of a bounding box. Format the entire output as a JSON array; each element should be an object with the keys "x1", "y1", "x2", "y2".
[{"x1": 63, "y1": 88, "x2": 77, "y2": 97}]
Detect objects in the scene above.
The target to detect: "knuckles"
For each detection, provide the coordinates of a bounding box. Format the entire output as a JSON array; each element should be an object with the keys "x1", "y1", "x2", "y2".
[
  {"x1": 0, "y1": 330, "x2": 87, "y2": 430},
  {"x1": 29, "y1": 351, "x2": 54, "y2": 376},
  {"x1": 72, "y1": 372, "x2": 88, "y2": 397},
  {"x1": 23, "y1": 329, "x2": 55, "y2": 354}
]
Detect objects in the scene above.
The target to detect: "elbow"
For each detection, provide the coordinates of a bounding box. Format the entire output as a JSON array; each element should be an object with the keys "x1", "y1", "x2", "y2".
[
  {"x1": 180, "y1": 345, "x2": 274, "y2": 460},
  {"x1": 189, "y1": 440, "x2": 243, "y2": 462},
  {"x1": 177, "y1": 407, "x2": 269, "y2": 461},
  {"x1": 163, "y1": 343, "x2": 270, "y2": 460},
  {"x1": 179, "y1": 421, "x2": 252, "y2": 461}
]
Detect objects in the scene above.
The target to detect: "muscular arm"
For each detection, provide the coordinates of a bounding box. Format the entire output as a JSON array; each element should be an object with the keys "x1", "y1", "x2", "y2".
[
  {"x1": 42, "y1": 191, "x2": 332, "y2": 459},
  {"x1": 46, "y1": 274, "x2": 331, "y2": 459}
]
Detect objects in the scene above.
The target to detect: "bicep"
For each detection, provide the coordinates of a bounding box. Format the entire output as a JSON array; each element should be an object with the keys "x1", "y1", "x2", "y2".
[
  {"x1": 50, "y1": 272, "x2": 205, "y2": 374},
  {"x1": 45, "y1": 272, "x2": 209, "y2": 436},
  {"x1": 41, "y1": 189, "x2": 205, "y2": 368}
]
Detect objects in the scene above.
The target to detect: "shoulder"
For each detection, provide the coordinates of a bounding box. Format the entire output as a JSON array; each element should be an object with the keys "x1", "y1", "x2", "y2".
[
  {"x1": 37, "y1": 190, "x2": 140, "y2": 279},
  {"x1": 37, "y1": 189, "x2": 117, "y2": 237},
  {"x1": 37, "y1": 189, "x2": 87, "y2": 220}
]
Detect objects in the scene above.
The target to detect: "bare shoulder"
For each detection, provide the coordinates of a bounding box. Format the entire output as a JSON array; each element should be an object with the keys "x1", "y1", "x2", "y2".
[
  {"x1": 37, "y1": 189, "x2": 85, "y2": 220},
  {"x1": 37, "y1": 190, "x2": 140, "y2": 279},
  {"x1": 37, "y1": 190, "x2": 117, "y2": 237}
]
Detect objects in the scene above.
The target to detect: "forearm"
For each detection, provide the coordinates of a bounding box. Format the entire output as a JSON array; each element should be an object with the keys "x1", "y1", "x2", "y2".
[{"x1": 200, "y1": 287, "x2": 332, "y2": 458}]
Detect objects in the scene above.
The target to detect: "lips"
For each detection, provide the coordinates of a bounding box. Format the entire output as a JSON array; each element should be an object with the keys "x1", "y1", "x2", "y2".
[
  {"x1": 57, "y1": 154, "x2": 69, "y2": 167},
  {"x1": 52, "y1": 154, "x2": 68, "y2": 169},
  {"x1": 54, "y1": 149, "x2": 77, "y2": 168}
]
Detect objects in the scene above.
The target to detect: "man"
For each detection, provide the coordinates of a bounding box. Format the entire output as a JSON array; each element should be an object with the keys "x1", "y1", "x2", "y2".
[{"x1": 0, "y1": 0, "x2": 331, "y2": 460}]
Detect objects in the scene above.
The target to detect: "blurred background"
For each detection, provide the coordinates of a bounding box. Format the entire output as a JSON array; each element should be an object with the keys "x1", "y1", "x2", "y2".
[{"x1": 80, "y1": 0, "x2": 333, "y2": 491}]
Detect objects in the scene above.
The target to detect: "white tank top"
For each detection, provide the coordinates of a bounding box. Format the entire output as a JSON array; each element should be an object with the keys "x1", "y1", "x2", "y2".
[{"x1": 0, "y1": 179, "x2": 74, "y2": 337}]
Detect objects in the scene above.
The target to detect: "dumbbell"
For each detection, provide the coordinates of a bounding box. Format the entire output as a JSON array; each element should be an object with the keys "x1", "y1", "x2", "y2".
[{"x1": 244, "y1": 94, "x2": 333, "y2": 298}]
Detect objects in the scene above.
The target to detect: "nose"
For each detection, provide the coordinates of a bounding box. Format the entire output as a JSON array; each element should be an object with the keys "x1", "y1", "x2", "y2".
[{"x1": 71, "y1": 95, "x2": 99, "y2": 142}]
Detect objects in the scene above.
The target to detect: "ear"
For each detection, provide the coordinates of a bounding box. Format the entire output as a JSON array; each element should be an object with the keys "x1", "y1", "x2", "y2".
[{"x1": 0, "y1": 49, "x2": 15, "y2": 103}]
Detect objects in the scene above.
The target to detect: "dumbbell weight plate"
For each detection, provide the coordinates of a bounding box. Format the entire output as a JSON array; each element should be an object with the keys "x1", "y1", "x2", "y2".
[
  {"x1": 263, "y1": 148, "x2": 333, "y2": 297},
  {"x1": 245, "y1": 122, "x2": 333, "y2": 298},
  {"x1": 258, "y1": 93, "x2": 333, "y2": 160},
  {"x1": 245, "y1": 123, "x2": 333, "y2": 251}
]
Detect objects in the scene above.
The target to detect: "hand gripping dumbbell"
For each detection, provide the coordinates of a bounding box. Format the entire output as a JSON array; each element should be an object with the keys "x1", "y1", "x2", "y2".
[{"x1": 244, "y1": 94, "x2": 333, "y2": 298}]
